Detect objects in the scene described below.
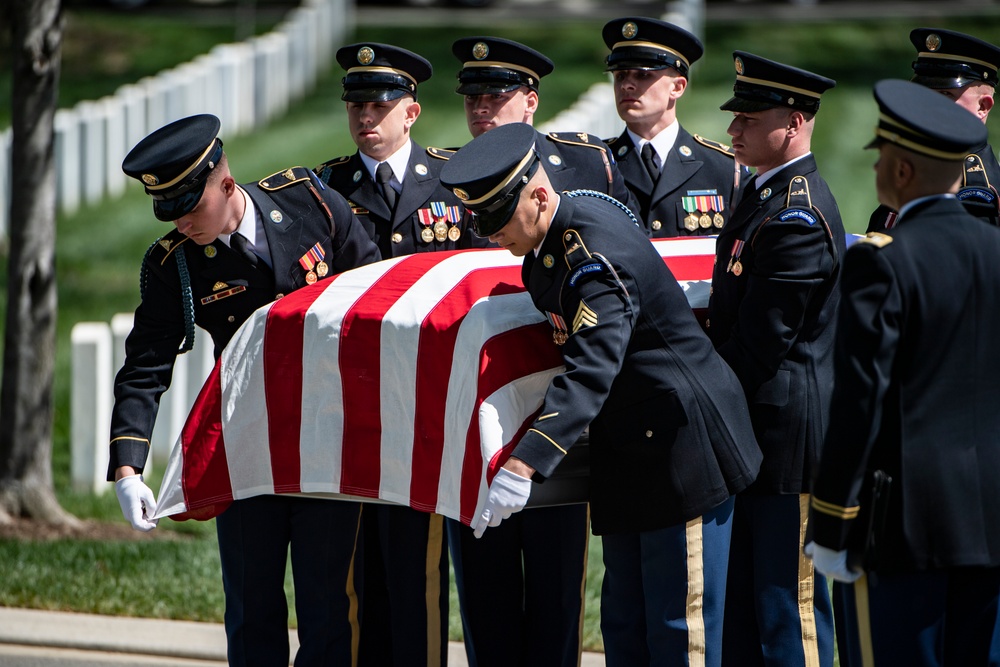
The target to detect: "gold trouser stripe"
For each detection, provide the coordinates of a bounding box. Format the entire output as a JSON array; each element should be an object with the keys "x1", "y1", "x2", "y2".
[
  {"x1": 348, "y1": 508, "x2": 363, "y2": 667},
  {"x1": 854, "y1": 574, "x2": 875, "y2": 667},
  {"x1": 686, "y1": 516, "x2": 707, "y2": 667},
  {"x1": 798, "y1": 494, "x2": 821, "y2": 667},
  {"x1": 574, "y1": 506, "x2": 591, "y2": 667},
  {"x1": 425, "y1": 513, "x2": 444, "y2": 667}
]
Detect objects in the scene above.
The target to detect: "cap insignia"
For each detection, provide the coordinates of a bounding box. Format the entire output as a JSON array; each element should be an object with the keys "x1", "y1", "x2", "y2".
[
  {"x1": 142, "y1": 174, "x2": 159, "y2": 186},
  {"x1": 472, "y1": 42, "x2": 489, "y2": 60},
  {"x1": 679, "y1": 145, "x2": 692, "y2": 157},
  {"x1": 925, "y1": 34, "x2": 942, "y2": 52},
  {"x1": 622, "y1": 21, "x2": 638, "y2": 40},
  {"x1": 270, "y1": 210, "x2": 283, "y2": 223},
  {"x1": 735, "y1": 57, "x2": 744, "y2": 75},
  {"x1": 358, "y1": 46, "x2": 375, "y2": 65},
  {"x1": 548, "y1": 155, "x2": 563, "y2": 166},
  {"x1": 204, "y1": 245, "x2": 218, "y2": 258},
  {"x1": 454, "y1": 188, "x2": 469, "y2": 201},
  {"x1": 415, "y1": 164, "x2": 428, "y2": 175}
]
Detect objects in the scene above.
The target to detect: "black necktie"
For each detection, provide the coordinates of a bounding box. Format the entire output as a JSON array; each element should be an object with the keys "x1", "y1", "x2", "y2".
[
  {"x1": 376, "y1": 162, "x2": 397, "y2": 213},
  {"x1": 230, "y1": 232, "x2": 259, "y2": 268},
  {"x1": 640, "y1": 143, "x2": 660, "y2": 182},
  {"x1": 740, "y1": 175, "x2": 758, "y2": 205}
]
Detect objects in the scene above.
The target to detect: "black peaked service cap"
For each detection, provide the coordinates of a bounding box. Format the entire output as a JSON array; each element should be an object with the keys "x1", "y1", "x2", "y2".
[
  {"x1": 122, "y1": 113, "x2": 224, "y2": 222},
  {"x1": 720, "y1": 51, "x2": 835, "y2": 115},
  {"x1": 910, "y1": 28, "x2": 1000, "y2": 89},
  {"x1": 453, "y1": 37, "x2": 554, "y2": 96},
  {"x1": 602, "y1": 17, "x2": 703, "y2": 77},
  {"x1": 868, "y1": 79, "x2": 988, "y2": 160},
  {"x1": 337, "y1": 42, "x2": 432, "y2": 102},
  {"x1": 439, "y1": 122, "x2": 540, "y2": 237}
]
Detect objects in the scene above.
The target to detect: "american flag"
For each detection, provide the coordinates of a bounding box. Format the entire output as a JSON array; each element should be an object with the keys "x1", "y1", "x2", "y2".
[{"x1": 153, "y1": 237, "x2": 718, "y2": 526}]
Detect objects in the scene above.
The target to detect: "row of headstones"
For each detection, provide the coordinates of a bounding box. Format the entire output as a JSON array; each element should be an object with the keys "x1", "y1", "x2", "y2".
[{"x1": 0, "y1": 0, "x2": 349, "y2": 244}]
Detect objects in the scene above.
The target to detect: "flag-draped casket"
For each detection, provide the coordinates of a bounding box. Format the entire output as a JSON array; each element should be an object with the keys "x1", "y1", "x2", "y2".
[{"x1": 153, "y1": 237, "x2": 717, "y2": 526}]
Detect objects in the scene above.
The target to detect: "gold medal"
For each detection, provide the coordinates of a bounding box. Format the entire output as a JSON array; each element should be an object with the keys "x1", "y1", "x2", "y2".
[
  {"x1": 305, "y1": 270, "x2": 318, "y2": 284},
  {"x1": 713, "y1": 212, "x2": 725, "y2": 228},
  {"x1": 732, "y1": 260, "x2": 743, "y2": 277},
  {"x1": 684, "y1": 213, "x2": 699, "y2": 231},
  {"x1": 448, "y1": 225, "x2": 462, "y2": 242},
  {"x1": 316, "y1": 261, "x2": 329, "y2": 277},
  {"x1": 699, "y1": 213, "x2": 712, "y2": 229},
  {"x1": 421, "y1": 227, "x2": 435, "y2": 243},
  {"x1": 433, "y1": 220, "x2": 448, "y2": 242},
  {"x1": 553, "y1": 330, "x2": 568, "y2": 345}
]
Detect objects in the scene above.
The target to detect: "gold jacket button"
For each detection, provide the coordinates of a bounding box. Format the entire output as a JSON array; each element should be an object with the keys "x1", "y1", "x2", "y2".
[
  {"x1": 645, "y1": 430, "x2": 653, "y2": 438},
  {"x1": 705, "y1": 318, "x2": 711, "y2": 328},
  {"x1": 275, "y1": 293, "x2": 285, "y2": 299},
  {"x1": 227, "y1": 315, "x2": 235, "y2": 323}
]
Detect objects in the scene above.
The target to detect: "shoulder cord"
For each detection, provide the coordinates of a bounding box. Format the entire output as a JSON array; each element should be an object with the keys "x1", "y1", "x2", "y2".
[
  {"x1": 564, "y1": 189, "x2": 639, "y2": 227},
  {"x1": 174, "y1": 244, "x2": 195, "y2": 353},
  {"x1": 141, "y1": 239, "x2": 195, "y2": 354}
]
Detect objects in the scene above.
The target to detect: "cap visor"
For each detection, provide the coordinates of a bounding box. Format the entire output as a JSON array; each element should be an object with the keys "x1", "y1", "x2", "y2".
[
  {"x1": 152, "y1": 183, "x2": 206, "y2": 222},
  {"x1": 456, "y1": 81, "x2": 523, "y2": 96},
  {"x1": 911, "y1": 74, "x2": 978, "y2": 90},
  {"x1": 606, "y1": 60, "x2": 672, "y2": 72},
  {"x1": 471, "y1": 196, "x2": 520, "y2": 238},
  {"x1": 720, "y1": 96, "x2": 776, "y2": 113},
  {"x1": 342, "y1": 88, "x2": 409, "y2": 103}
]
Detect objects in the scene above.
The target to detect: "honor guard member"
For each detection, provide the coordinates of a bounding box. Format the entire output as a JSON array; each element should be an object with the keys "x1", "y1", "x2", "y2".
[
  {"x1": 314, "y1": 43, "x2": 483, "y2": 667},
  {"x1": 602, "y1": 17, "x2": 748, "y2": 237},
  {"x1": 708, "y1": 53, "x2": 844, "y2": 667},
  {"x1": 440, "y1": 122, "x2": 762, "y2": 667},
  {"x1": 446, "y1": 35, "x2": 634, "y2": 667},
  {"x1": 110, "y1": 114, "x2": 381, "y2": 667},
  {"x1": 869, "y1": 28, "x2": 1000, "y2": 231},
  {"x1": 809, "y1": 80, "x2": 1000, "y2": 667}
]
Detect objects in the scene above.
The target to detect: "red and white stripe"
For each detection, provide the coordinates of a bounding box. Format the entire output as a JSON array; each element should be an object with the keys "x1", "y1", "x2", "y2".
[{"x1": 154, "y1": 237, "x2": 718, "y2": 525}]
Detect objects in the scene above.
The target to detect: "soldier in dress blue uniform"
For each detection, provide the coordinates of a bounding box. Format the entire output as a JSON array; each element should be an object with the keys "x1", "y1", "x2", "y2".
[
  {"x1": 707, "y1": 53, "x2": 845, "y2": 667},
  {"x1": 440, "y1": 122, "x2": 762, "y2": 667},
  {"x1": 868, "y1": 28, "x2": 1000, "y2": 231},
  {"x1": 808, "y1": 79, "x2": 1000, "y2": 667},
  {"x1": 602, "y1": 17, "x2": 748, "y2": 237},
  {"x1": 314, "y1": 43, "x2": 483, "y2": 667},
  {"x1": 110, "y1": 114, "x2": 381, "y2": 667},
  {"x1": 445, "y1": 35, "x2": 635, "y2": 667}
]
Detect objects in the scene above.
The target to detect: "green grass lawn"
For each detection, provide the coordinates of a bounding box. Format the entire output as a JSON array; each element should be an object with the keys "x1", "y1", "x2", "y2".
[{"x1": 3, "y1": 7, "x2": 1000, "y2": 655}]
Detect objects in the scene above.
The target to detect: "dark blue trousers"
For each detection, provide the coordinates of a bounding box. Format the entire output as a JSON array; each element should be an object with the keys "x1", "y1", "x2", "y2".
[
  {"x1": 721, "y1": 493, "x2": 833, "y2": 667},
  {"x1": 834, "y1": 567, "x2": 1000, "y2": 667},
  {"x1": 601, "y1": 496, "x2": 734, "y2": 667},
  {"x1": 215, "y1": 495, "x2": 362, "y2": 667},
  {"x1": 447, "y1": 503, "x2": 590, "y2": 667},
  {"x1": 356, "y1": 504, "x2": 449, "y2": 667}
]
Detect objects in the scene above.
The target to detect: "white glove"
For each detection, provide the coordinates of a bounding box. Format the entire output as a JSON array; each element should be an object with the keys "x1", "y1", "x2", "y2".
[
  {"x1": 115, "y1": 475, "x2": 159, "y2": 532},
  {"x1": 472, "y1": 467, "x2": 533, "y2": 539},
  {"x1": 804, "y1": 541, "x2": 861, "y2": 583}
]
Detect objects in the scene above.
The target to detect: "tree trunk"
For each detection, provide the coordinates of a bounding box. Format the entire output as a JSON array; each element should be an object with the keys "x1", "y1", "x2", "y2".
[{"x1": 0, "y1": 0, "x2": 78, "y2": 526}]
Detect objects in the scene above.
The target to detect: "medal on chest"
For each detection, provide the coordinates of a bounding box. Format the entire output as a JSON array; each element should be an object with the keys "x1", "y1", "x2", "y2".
[
  {"x1": 726, "y1": 239, "x2": 745, "y2": 277},
  {"x1": 547, "y1": 311, "x2": 568, "y2": 345}
]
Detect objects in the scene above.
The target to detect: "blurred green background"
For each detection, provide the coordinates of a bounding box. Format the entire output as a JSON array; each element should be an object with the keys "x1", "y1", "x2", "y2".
[{"x1": 2, "y1": 3, "x2": 1000, "y2": 653}]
